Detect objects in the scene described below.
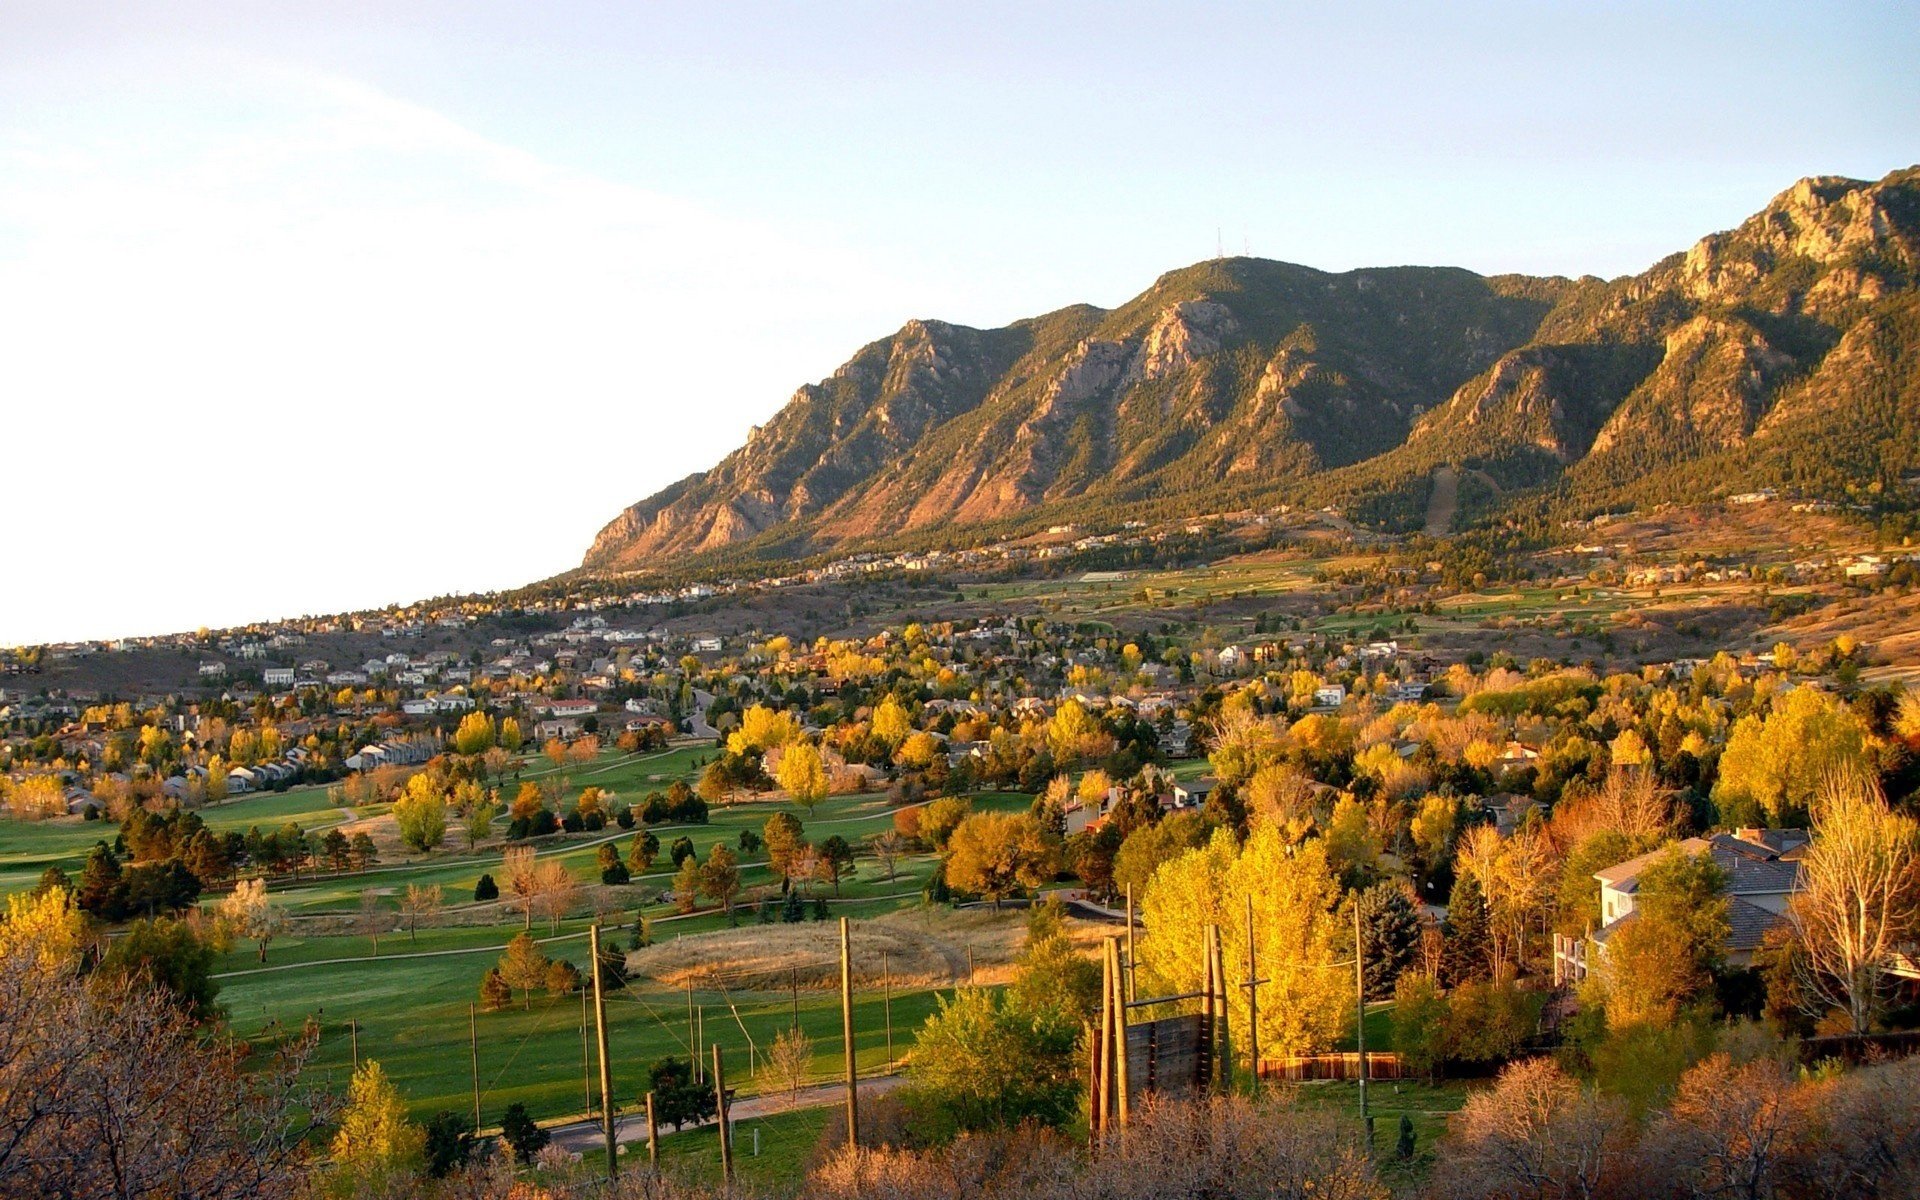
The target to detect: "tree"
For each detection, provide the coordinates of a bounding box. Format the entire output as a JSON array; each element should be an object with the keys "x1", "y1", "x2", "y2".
[
  {"x1": 1713, "y1": 687, "x2": 1871, "y2": 825},
  {"x1": 817, "y1": 834, "x2": 856, "y2": 896},
  {"x1": 1355, "y1": 882, "x2": 1423, "y2": 1000},
  {"x1": 96, "y1": 918, "x2": 218, "y2": 1019},
  {"x1": 629, "y1": 829, "x2": 660, "y2": 874},
  {"x1": 599, "y1": 842, "x2": 631, "y2": 885},
  {"x1": 759, "y1": 1026, "x2": 814, "y2": 1103},
  {"x1": 216, "y1": 877, "x2": 281, "y2": 963},
  {"x1": 776, "y1": 739, "x2": 829, "y2": 811},
  {"x1": 1433, "y1": 1058, "x2": 1630, "y2": 1200},
  {"x1": 906, "y1": 987, "x2": 1080, "y2": 1131},
  {"x1": 673, "y1": 857, "x2": 701, "y2": 914},
  {"x1": 646, "y1": 1056, "x2": 717, "y2": 1130},
  {"x1": 503, "y1": 845, "x2": 541, "y2": 929},
  {"x1": 498, "y1": 932, "x2": 550, "y2": 1009},
  {"x1": 1442, "y1": 871, "x2": 1494, "y2": 986},
  {"x1": 398, "y1": 883, "x2": 442, "y2": 942},
  {"x1": 699, "y1": 843, "x2": 742, "y2": 914},
  {"x1": 358, "y1": 888, "x2": 387, "y2": 954},
  {"x1": 0, "y1": 939, "x2": 331, "y2": 1199},
  {"x1": 421, "y1": 1110, "x2": 476, "y2": 1179},
  {"x1": 464, "y1": 798, "x2": 496, "y2": 849},
  {"x1": 916, "y1": 796, "x2": 972, "y2": 850},
  {"x1": 498, "y1": 1102, "x2": 549, "y2": 1163},
  {"x1": 1140, "y1": 826, "x2": 1350, "y2": 1058},
  {"x1": 1007, "y1": 896, "x2": 1100, "y2": 1027},
  {"x1": 871, "y1": 830, "x2": 906, "y2": 881},
  {"x1": 944, "y1": 812, "x2": 1059, "y2": 909},
  {"x1": 328, "y1": 1060, "x2": 424, "y2": 1191},
  {"x1": 545, "y1": 958, "x2": 583, "y2": 996},
  {"x1": 532, "y1": 858, "x2": 578, "y2": 933},
  {"x1": 0, "y1": 886, "x2": 90, "y2": 977},
  {"x1": 1391, "y1": 971, "x2": 1449, "y2": 1078},
  {"x1": 727, "y1": 704, "x2": 802, "y2": 757},
  {"x1": 479, "y1": 967, "x2": 513, "y2": 1011},
  {"x1": 392, "y1": 777, "x2": 448, "y2": 852},
  {"x1": 1791, "y1": 770, "x2": 1920, "y2": 1033},
  {"x1": 452, "y1": 711, "x2": 497, "y2": 757},
  {"x1": 1112, "y1": 810, "x2": 1209, "y2": 899},
  {"x1": 764, "y1": 813, "x2": 807, "y2": 878},
  {"x1": 473, "y1": 872, "x2": 499, "y2": 902},
  {"x1": 1602, "y1": 846, "x2": 1729, "y2": 1029},
  {"x1": 871, "y1": 695, "x2": 913, "y2": 748}
]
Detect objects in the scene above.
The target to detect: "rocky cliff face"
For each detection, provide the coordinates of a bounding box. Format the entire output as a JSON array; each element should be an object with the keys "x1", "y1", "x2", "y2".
[{"x1": 586, "y1": 166, "x2": 1920, "y2": 571}]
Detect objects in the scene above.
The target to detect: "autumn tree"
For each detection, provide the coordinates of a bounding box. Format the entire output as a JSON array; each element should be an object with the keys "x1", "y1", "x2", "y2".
[
  {"x1": 916, "y1": 796, "x2": 971, "y2": 850},
  {"x1": 216, "y1": 877, "x2": 281, "y2": 963},
  {"x1": 1601, "y1": 846, "x2": 1729, "y2": 1029},
  {"x1": 452, "y1": 711, "x2": 497, "y2": 756},
  {"x1": 1791, "y1": 770, "x2": 1920, "y2": 1033},
  {"x1": 392, "y1": 776, "x2": 447, "y2": 852},
  {"x1": 871, "y1": 695, "x2": 913, "y2": 748},
  {"x1": 498, "y1": 932, "x2": 550, "y2": 1009},
  {"x1": 759, "y1": 1026, "x2": 814, "y2": 1104},
  {"x1": 532, "y1": 858, "x2": 578, "y2": 933},
  {"x1": 1713, "y1": 687, "x2": 1870, "y2": 825},
  {"x1": 817, "y1": 834, "x2": 857, "y2": 896},
  {"x1": 399, "y1": 883, "x2": 443, "y2": 942},
  {"x1": 327, "y1": 1060, "x2": 424, "y2": 1193},
  {"x1": 764, "y1": 812, "x2": 807, "y2": 878},
  {"x1": 503, "y1": 845, "x2": 541, "y2": 930},
  {"x1": 698, "y1": 843, "x2": 742, "y2": 915},
  {"x1": 944, "y1": 811, "x2": 1059, "y2": 909},
  {"x1": 777, "y1": 739, "x2": 829, "y2": 812},
  {"x1": 871, "y1": 830, "x2": 906, "y2": 881},
  {"x1": 727, "y1": 704, "x2": 802, "y2": 757}
]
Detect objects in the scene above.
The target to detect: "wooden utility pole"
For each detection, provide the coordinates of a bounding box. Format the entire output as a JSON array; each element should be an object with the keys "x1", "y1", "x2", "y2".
[
  {"x1": 581, "y1": 987, "x2": 592, "y2": 1117},
  {"x1": 1354, "y1": 902, "x2": 1371, "y2": 1144},
  {"x1": 349, "y1": 1019, "x2": 359, "y2": 1071},
  {"x1": 712, "y1": 1044, "x2": 733, "y2": 1186},
  {"x1": 645, "y1": 1090, "x2": 659, "y2": 1171},
  {"x1": 1092, "y1": 951, "x2": 1111, "y2": 1139},
  {"x1": 1243, "y1": 895, "x2": 1270, "y2": 1089},
  {"x1": 881, "y1": 950, "x2": 893, "y2": 1065},
  {"x1": 1109, "y1": 937, "x2": 1130, "y2": 1127},
  {"x1": 695, "y1": 1006, "x2": 705, "y2": 1084},
  {"x1": 839, "y1": 917, "x2": 859, "y2": 1148},
  {"x1": 790, "y1": 967, "x2": 800, "y2": 1030},
  {"x1": 590, "y1": 923, "x2": 618, "y2": 1180},
  {"x1": 468, "y1": 1003, "x2": 481, "y2": 1133},
  {"x1": 1125, "y1": 884, "x2": 1137, "y2": 1003},
  {"x1": 1208, "y1": 924, "x2": 1230, "y2": 1093}
]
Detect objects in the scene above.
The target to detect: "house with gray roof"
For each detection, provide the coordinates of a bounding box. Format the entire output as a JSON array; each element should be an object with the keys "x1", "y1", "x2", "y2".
[{"x1": 1589, "y1": 828, "x2": 1808, "y2": 969}]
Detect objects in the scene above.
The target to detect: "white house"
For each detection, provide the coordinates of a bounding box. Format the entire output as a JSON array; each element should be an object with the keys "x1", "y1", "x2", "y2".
[
  {"x1": 1313, "y1": 684, "x2": 1347, "y2": 708},
  {"x1": 263, "y1": 667, "x2": 295, "y2": 687}
]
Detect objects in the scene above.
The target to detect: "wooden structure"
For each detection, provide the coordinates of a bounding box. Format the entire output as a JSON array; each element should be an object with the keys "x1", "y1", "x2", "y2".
[
  {"x1": 1258, "y1": 1052, "x2": 1407, "y2": 1082},
  {"x1": 1090, "y1": 925, "x2": 1231, "y2": 1136}
]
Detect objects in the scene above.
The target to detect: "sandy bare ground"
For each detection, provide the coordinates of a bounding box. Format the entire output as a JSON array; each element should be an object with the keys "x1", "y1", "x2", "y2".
[{"x1": 1423, "y1": 466, "x2": 1459, "y2": 538}]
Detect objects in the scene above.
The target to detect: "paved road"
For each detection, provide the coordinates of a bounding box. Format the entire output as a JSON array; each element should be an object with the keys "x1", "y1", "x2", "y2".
[{"x1": 549, "y1": 1073, "x2": 908, "y2": 1153}]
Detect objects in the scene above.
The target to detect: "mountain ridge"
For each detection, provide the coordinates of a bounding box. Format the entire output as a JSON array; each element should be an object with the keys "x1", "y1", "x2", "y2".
[{"x1": 586, "y1": 166, "x2": 1920, "y2": 574}]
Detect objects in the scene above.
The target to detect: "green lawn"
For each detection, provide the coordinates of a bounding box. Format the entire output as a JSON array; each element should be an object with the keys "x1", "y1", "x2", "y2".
[{"x1": 221, "y1": 929, "x2": 955, "y2": 1132}]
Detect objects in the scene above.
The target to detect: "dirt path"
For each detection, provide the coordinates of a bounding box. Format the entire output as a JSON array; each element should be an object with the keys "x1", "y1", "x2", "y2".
[
  {"x1": 548, "y1": 1073, "x2": 908, "y2": 1153},
  {"x1": 1423, "y1": 466, "x2": 1459, "y2": 538}
]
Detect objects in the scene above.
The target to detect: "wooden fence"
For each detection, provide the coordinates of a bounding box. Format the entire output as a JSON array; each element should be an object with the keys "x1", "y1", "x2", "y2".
[{"x1": 1257, "y1": 1052, "x2": 1406, "y2": 1082}]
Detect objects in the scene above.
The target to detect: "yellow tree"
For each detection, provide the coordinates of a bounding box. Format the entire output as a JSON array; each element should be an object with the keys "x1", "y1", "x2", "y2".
[
  {"x1": 392, "y1": 775, "x2": 447, "y2": 852},
  {"x1": 728, "y1": 705, "x2": 803, "y2": 756},
  {"x1": 0, "y1": 886, "x2": 90, "y2": 975},
  {"x1": 329, "y1": 1060, "x2": 425, "y2": 1189},
  {"x1": 944, "y1": 812, "x2": 1059, "y2": 909},
  {"x1": 452, "y1": 711, "x2": 497, "y2": 756},
  {"x1": 216, "y1": 877, "x2": 282, "y2": 963},
  {"x1": 776, "y1": 740, "x2": 829, "y2": 812},
  {"x1": 1139, "y1": 826, "x2": 1349, "y2": 1056},
  {"x1": 1046, "y1": 699, "x2": 1103, "y2": 766},
  {"x1": 871, "y1": 696, "x2": 913, "y2": 748},
  {"x1": 1714, "y1": 687, "x2": 1870, "y2": 824},
  {"x1": 1791, "y1": 770, "x2": 1920, "y2": 1033}
]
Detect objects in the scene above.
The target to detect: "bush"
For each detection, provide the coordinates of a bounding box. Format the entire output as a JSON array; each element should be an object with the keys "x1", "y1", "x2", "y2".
[{"x1": 473, "y1": 873, "x2": 499, "y2": 902}]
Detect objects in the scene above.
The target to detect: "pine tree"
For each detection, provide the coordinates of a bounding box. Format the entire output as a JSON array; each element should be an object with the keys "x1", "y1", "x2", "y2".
[
  {"x1": 1442, "y1": 872, "x2": 1493, "y2": 987},
  {"x1": 1356, "y1": 882, "x2": 1423, "y2": 1000}
]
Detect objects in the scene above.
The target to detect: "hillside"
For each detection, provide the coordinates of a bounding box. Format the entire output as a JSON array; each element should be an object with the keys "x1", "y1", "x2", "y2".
[{"x1": 586, "y1": 166, "x2": 1920, "y2": 573}]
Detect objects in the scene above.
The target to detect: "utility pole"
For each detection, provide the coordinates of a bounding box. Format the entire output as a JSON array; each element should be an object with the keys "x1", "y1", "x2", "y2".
[
  {"x1": 1243, "y1": 894, "x2": 1267, "y2": 1089},
  {"x1": 790, "y1": 967, "x2": 800, "y2": 1030},
  {"x1": 581, "y1": 987, "x2": 592, "y2": 1117},
  {"x1": 839, "y1": 916, "x2": 859, "y2": 1149},
  {"x1": 349, "y1": 1019, "x2": 359, "y2": 1071},
  {"x1": 881, "y1": 949, "x2": 893, "y2": 1065},
  {"x1": 590, "y1": 923, "x2": 617, "y2": 1180},
  {"x1": 468, "y1": 1003, "x2": 481, "y2": 1133},
  {"x1": 1109, "y1": 937, "x2": 1130, "y2": 1127},
  {"x1": 1125, "y1": 884, "x2": 1137, "y2": 1003},
  {"x1": 645, "y1": 1090, "x2": 659, "y2": 1172},
  {"x1": 712, "y1": 1044, "x2": 733, "y2": 1186},
  {"x1": 1354, "y1": 903, "x2": 1371, "y2": 1145},
  {"x1": 695, "y1": 1006, "x2": 705, "y2": 1084}
]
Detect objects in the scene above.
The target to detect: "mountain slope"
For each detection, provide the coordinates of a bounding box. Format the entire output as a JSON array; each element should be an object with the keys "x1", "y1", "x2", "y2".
[{"x1": 586, "y1": 166, "x2": 1920, "y2": 572}]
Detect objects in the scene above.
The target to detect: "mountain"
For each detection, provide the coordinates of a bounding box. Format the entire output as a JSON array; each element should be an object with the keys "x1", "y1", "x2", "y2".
[{"x1": 586, "y1": 166, "x2": 1920, "y2": 573}]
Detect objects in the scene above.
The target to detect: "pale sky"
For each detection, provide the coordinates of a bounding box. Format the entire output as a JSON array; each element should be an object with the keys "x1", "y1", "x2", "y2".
[{"x1": 2, "y1": 2, "x2": 1915, "y2": 646}]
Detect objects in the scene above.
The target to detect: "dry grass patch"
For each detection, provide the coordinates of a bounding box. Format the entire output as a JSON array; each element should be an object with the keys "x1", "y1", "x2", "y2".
[{"x1": 626, "y1": 903, "x2": 1109, "y2": 992}]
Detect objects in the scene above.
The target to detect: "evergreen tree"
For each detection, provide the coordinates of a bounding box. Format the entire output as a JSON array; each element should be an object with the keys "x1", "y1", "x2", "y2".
[
  {"x1": 1442, "y1": 872, "x2": 1493, "y2": 986},
  {"x1": 499, "y1": 1102, "x2": 549, "y2": 1163},
  {"x1": 1356, "y1": 882, "x2": 1423, "y2": 1000}
]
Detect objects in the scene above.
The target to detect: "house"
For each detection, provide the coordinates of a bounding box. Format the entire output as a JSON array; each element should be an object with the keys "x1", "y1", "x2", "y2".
[
  {"x1": 1171, "y1": 776, "x2": 1218, "y2": 809},
  {"x1": 538, "y1": 698, "x2": 598, "y2": 719},
  {"x1": 227, "y1": 766, "x2": 258, "y2": 794},
  {"x1": 1313, "y1": 684, "x2": 1347, "y2": 708},
  {"x1": 1588, "y1": 828, "x2": 1809, "y2": 970},
  {"x1": 263, "y1": 667, "x2": 295, "y2": 687},
  {"x1": 198, "y1": 662, "x2": 227, "y2": 678}
]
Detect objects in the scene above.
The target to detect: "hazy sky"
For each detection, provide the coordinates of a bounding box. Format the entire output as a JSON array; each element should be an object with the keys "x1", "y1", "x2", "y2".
[{"x1": 3, "y1": 2, "x2": 1915, "y2": 646}]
